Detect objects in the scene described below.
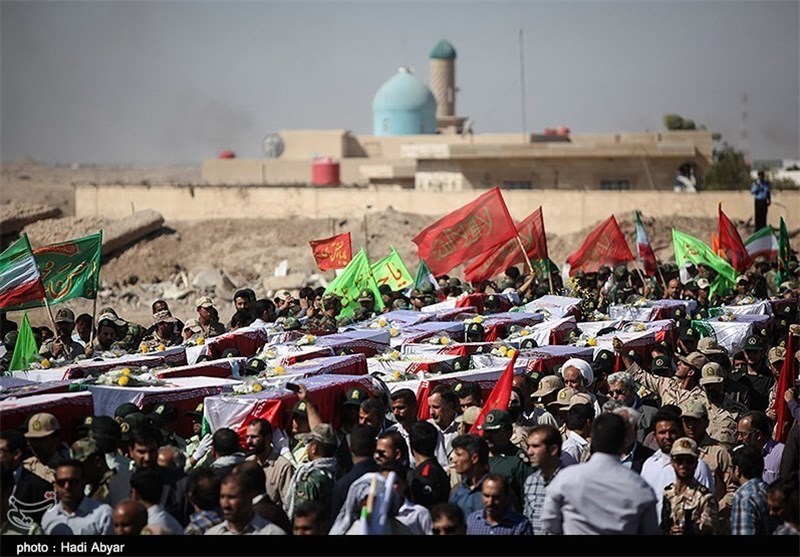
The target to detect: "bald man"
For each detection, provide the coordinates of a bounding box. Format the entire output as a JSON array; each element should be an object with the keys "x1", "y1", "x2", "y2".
[{"x1": 113, "y1": 499, "x2": 148, "y2": 535}]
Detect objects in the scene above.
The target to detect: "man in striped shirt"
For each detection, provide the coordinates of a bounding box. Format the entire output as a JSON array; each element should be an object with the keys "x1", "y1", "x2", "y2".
[
  {"x1": 730, "y1": 445, "x2": 774, "y2": 535},
  {"x1": 522, "y1": 425, "x2": 563, "y2": 535}
]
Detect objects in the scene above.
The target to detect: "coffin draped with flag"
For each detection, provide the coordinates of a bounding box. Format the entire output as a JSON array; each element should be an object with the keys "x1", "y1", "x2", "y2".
[{"x1": 412, "y1": 187, "x2": 517, "y2": 276}]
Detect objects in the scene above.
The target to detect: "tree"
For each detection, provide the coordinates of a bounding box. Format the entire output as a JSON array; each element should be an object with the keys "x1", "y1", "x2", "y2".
[
  {"x1": 663, "y1": 114, "x2": 697, "y2": 130},
  {"x1": 703, "y1": 143, "x2": 750, "y2": 190}
]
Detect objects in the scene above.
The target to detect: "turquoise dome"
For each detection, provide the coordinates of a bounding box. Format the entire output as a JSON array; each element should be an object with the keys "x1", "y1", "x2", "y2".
[
  {"x1": 372, "y1": 68, "x2": 437, "y2": 135},
  {"x1": 429, "y1": 39, "x2": 456, "y2": 60}
]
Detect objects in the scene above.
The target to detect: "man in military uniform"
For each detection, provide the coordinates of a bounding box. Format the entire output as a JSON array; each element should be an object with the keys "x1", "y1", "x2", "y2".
[
  {"x1": 660, "y1": 437, "x2": 719, "y2": 535},
  {"x1": 286, "y1": 424, "x2": 340, "y2": 518},
  {"x1": 693, "y1": 278, "x2": 712, "y2": 319},
  {"x1": 614, "y1": 337, "x2": 707, "y2": 408},
  {"x1": 141, "y1": 310, "x2": 182, "y2": 351},
  {"x1": 196, "y1": 296, "x2": 227, "y2": 339},
  {"x1": 480, "y1": 409, "x2": 532, "y2": 512},
  {"x1": 698, "y1": 362, "x2": 748, "y2": 446},
  {"x1": 101, "y1": 307, "x2": 144, "y2": 353},
  {"x1": 146, "y1": 403, "x2": 186, "y2": 453},
  {"x1": 84, "y1": 310, "x2": 126, "y2": 356},
  {"x1": 731, "y1": 334, "x2": 775, "y2": 412},
  {"x1": 39, "y1": 308, "x2": 84, "y2": 362},
  {"x1": 409, "y1": 288, "x2": 427, "y2": 311},
  {"x1": 70, "y1": 437, "x2": 128, "y2": 506},
  {"x1": 22, "y1": 413, "x2": 69, "y2": 484}
]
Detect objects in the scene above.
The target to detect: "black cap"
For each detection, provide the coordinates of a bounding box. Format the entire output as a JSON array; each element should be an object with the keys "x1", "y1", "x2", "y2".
[
  {"x1": 480, "y1": 409, "x2": 512, "y2": 431},
  {"x1": 119, "y1": 412, "x2": 153, "y2": 440},
  {"x1": 651, "y1": 355, "x2": 672, "y2": 372},
  {"x1": 186, "y1": 402, "x2": 204, "y2": 420},
  {"x1": 592, "y1": 349, "x2": 615, "y2": 374},
  {"x1": 520, "y1": 338, "x2": 538, "y2": 350},
  {"x1": 147, "y1": 403, "x2": 178, "y2": 426},
  {"x1": 90, "y1": 416, "x2": 121, "y2": 439},
  {"x1": 744, "y1": 334, "x2": 764, "y2": 351},
  {"x1": 114, "y1": 402, "x2": 141, "y2": 421},
  {"x1": 292, "y1": 401, "x2": 308, "y2": 417},
  {"x1": 679, "y1": 327, "x2": 697, "y2": 341},
  {"x1": 343, "y1": 387, "x2": 368, "y2": 407},
  {"x1": 244, "y1": 357, "x2": 267, "y2": 375}
]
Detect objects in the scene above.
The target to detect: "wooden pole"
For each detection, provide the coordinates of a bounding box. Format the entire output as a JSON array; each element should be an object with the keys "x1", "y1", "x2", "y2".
[
  {"x1": 42, "y1": 297, "x2": 58, "y2": 338},
  {"x1": 88, "y1": 296, "x2": 98, "y2": 347}
]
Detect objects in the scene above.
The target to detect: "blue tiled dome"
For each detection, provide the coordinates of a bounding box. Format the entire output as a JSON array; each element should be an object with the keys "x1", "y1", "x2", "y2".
[
  {"x1": 429, "y1": 39, "x2": 456, "y2": 60},
  {"x1": 372, "y1": 68, "x2": 437, "y2": 135}
]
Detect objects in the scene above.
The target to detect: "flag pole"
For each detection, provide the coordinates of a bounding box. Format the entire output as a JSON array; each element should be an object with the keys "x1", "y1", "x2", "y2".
[
  {"x1": 42, "y1": 296, "x2": 58, "y2": 336},
  {"x1": 631, "y1": 261, "x2": 647, "y2": 295},
  {"x1": 88, "y1": 228, "x2": 103, "y2": 348}
]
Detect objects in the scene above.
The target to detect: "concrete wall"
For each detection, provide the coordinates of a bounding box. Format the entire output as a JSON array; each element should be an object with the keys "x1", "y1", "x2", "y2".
[{"x1": 75, "y1": 184, "x2": 799, "y2": 236}]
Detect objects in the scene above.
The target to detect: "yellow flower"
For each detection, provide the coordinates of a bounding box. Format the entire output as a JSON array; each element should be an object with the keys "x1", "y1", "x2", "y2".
[
  {"x1": 140, "y1": 343, "x2": 148, "y2": 353},
  {"x1": 157, "y1": 344, "x2": 166, "y2": 352},
  {"x1": 519, "y1": 329, "x2": 529, "y2": 336},
  {"x1": 587, "y1": 338, "x2": 597, "y2": 347},
  {"x1": 473, "y1": 316, "x2": 484, "y2": 324},
  {"x1": 117, "y1": 376, "x2": 130, "y2": 386},
  {"x1": 273, "y1": 366, "x2": 285, "y2": 375},
  {"x1": 378, "y1": 318, "x2": 387, "y2": 327},
  {"x1": 506, "y1": 348, "x2": 517, "y2": 359},
  {"x1": 390, "y1": 350, "x2": 400, "y2": 360},
  {"x1": 40, "y1": 358, "x2": 51, "y2": 369},
  {"x1": 439, "y1": 337, "x2": 450, "y2": 345},
  {"x1": 499, "y1": 346, "x2": 508, "y2": 356},
  {"x1": 392, "y1": 371, "x2": 401, "y2": 381},
  {"x1": 196, "y1": 337, "x2": 205, "y2": 345},
  {"x1": 251, "y1": 383, "x2": 263, "y2": 392},
  {"x1": 389, "y1": 327, "x2": 399, "y2": 337}
]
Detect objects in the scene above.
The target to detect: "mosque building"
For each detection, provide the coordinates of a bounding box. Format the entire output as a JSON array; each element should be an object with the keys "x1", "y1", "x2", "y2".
[{"x1": 201, "y1": 39, "x2": 712, "y2": 191}]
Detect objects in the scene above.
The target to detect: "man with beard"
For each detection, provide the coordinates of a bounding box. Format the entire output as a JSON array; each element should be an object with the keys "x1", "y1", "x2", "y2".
[{"x1": 244, "y1": 418, "x2": 294, "y2": 512}]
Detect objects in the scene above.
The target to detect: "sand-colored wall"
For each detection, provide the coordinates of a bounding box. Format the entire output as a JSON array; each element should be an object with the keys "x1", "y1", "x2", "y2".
[{"x1": 75, "y1": 184, "x2": 798, "y2": 236}]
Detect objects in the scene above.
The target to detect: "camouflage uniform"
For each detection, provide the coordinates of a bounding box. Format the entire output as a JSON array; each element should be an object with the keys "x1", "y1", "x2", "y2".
[
  {"x1": 705, "y1": 397, "x2": 747, "y2": 445},
  {"x1": 697, "y1": 436, "x2": 734, "y2": 510},
  {"x1": 292, "y1": 462, "x2": 336, "y2": 514},
  {"x1": 661, "y1": 480, "x2": 719, "y2": 534},
  {"x1": 200, "y1": 320, "x2": 227, "y2": 339},
  {"x1": 627, "y1": 361, "x2": 706, "y2": 408},
  {"x1": 117, "y1": 323, "x2": 145, "y2": 352},
  {"x1": 39, "y1": 337, "x2": 84, "y2": 362}
]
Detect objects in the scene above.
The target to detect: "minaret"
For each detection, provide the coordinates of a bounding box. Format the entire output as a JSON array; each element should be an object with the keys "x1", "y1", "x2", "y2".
[{"x1": 429, "y1": 40, "x2": 466, "y2": 134}]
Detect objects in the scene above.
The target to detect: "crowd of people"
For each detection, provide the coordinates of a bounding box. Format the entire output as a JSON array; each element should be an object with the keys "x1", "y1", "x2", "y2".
[{"x1": 0, "y1": 249, "x2": 799, "y2": 537}]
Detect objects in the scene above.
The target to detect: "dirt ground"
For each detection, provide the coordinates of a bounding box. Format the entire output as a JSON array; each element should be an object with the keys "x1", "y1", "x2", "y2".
[{"x1": 0, "y1": 159, "x2": 744, "y2": 328}]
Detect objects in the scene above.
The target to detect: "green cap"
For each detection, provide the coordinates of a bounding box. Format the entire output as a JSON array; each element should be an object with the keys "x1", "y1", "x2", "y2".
[
  {"x1": 71, "y1": 438, "x2": 102, "y2": 462},
  {"x1": 480, "y1": 409, "x2": 512, "y2": 431}
]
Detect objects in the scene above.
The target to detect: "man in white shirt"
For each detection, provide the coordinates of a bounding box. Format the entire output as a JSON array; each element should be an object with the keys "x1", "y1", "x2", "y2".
[
  {"x1": 129, "y1": 468, "x2": 183, "y2": 535},
  {"x1": 640, "y1": 409, "x2": 714, "y2": 517},
  {"x1": 41, "y1": 461, "x2": 114, "y2": 535}
]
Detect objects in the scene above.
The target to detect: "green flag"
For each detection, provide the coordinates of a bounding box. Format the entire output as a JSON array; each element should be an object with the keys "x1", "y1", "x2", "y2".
[
  {"x1": 13, "y1": 232, "x2": 103, "y2": 310},
  {"x1": 414, "y1": 260, "x2": 438, "y2": 291},
  {"x1": 777, "y1": 217, "x2": 790, "y2": 285},
  {"x1": 324, "y1": 248, "x2": 385, "y2": 318},
  {"x1": 672, "y1": 229, "x2": 736, "y2": 297},
  {"x1": 9, "y1": 313, "x2": 39, "y2": 371},
  {"x1": 371, "y1": 247, "x2": 414, "y2": 292}
]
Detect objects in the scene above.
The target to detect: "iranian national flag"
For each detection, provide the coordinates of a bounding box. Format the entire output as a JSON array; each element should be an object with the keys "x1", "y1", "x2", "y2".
[
  {"x1": 718, "y1": 204, "x2": 752, "y2": 272},
  {"x1": 413, "y1": 260, "x2": 439, "y2": 292},
  {"x1": 412, "y1": 187, "x2": 517, "y2": 276},
  {"x1": 635, "y1": 211, "x2": 658, "y2": 277},
  {"x1": 744, "y1": 227, "x2": 778, "y2": 261},
  {"x1": 565, "y1": 215, "x2": 634, "y2": 276},
  {"x1": 464, "y1": 207, "x2": 548, "y2": 283},
  {"x1": 0, "y1": 235, "x2": 46, "y2": 308}
]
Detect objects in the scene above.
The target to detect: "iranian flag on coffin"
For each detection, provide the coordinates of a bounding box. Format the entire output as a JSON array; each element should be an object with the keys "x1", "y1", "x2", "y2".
[
  {"x1": 745, "y1": 227, "x2": 778, "y2": 261},
  {"x1": 0, "y1": 235, "x2": 46, "y2": 309}
]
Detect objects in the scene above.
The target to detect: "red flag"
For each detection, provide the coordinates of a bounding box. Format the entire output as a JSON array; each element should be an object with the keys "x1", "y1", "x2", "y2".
[
  {"x1": 718, "y1": 204, "x2": 753, "y2": 272},
  {"x1": 773, "y1": 332, "x2": 797, "y2": 443},
  {"x1": 710, "y1": 232, "x2": 723, "y2": 258},
  {"x1": 464, "y1": 207, "x2": 548, "y2": 283},
  {"x1": 309, "y1": 232, "x2": 352, "y2": 271},
  {"x1": 565, "y1": 216, "x2": 634, "y2": 276},
  {"x1": 412, "y1": 187, "x2": 517, "y2": 276},
  {"x1": 469, "y1": 351, "x2": 518, "y2": 435}
]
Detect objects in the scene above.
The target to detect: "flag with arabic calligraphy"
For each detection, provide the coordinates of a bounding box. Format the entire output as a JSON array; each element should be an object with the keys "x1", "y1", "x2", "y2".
[
  {"x1": 412, "y1": 187, "x2": 517, "y2": 276},
  {"x1": 324, "y1": 248, "x2": 385, "y2": 318},
  {"x1": 370, "y1": 247, "x2": 414, "y2": 292},
  {"x1": 9, "y1": 231, "x2": 102, "y2": 310},
  {"x1": 309, "y1": 232, "x2": 352, "y2": 271},
  {"x1": 672, "y1": 229, "x2": 736, "y2": 297},
  {"x1": 565, "y1": 216, "x2": 633, "y2": 276},
  {"x1": 464, "y1": 207, "x2": 548, "y2": 283}
]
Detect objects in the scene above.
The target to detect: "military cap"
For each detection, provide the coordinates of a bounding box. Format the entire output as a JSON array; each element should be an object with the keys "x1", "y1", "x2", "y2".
[
  {"x1": 568, "y1": 393, "x2": 593, "y2": 409},
  {"x1": 196, "y1": 296, "x2": 215, "y2": 308},
  {"x1": 3, "y1": 330, "x2": 18, "y2": 347},
  {"x1": 530, "y1": 375, "x2": 564, "y2": 398},
  {"x1": 592, "y1": 349, "x2": 615, "y2": 374},
  {"x1": 520, "y1": 338, "x2": 538, "y2": 350},
  {"x1": 699, "y1": 362, "x2": 725, "y2": 385},
  {"x1": 697, "y1": 337, "x2": 725, "y2": 355},
  {"x1": 679, "y1": 327, "x2": 697, "y2": 341},
  {"x1": 54, "y1": 308, "x2": 75, "y2": 324},
  {"x1": 98, "y1": 307, "x2": 126, "y2": 327},
  {"x1": 670, "y1": 437, "x2": 699, "y2": 458},
  {"x1": 358, "y1": 289, "x2": 375, "y2": 303},
  {"x1": 183, "y1": 319, "x2": 203, "y2": 334},
  {"x1": 548, "y1": 387, "x2": 578, "y2": 409},
  {"x1": 152, "y1": 310, "x2": 176, "y2": 325},
  {"x1": 305, "y1": 423, "x2": 338, "y2": 446},
  {"x1": 597, "y1": 267, "x2": 611, "y2": 279},
  {"x1": 114, "y1": 402, "x2": 141, "y2": 421},
  {"x1": 455, "y1": 406, "x2": 481, "y2": 426},
  {"x1": 120, "y1": 412, "x2": 152, "y2": 436},
  {"x1": 484, "y1": 295, "x2": 500, "y2": 309},
  {"x1": 242, "y1": 357, "x2": 267, "y2": 376},
  {"x1": 480, "y1": 409, "x2": 512, "y2": 431},
  {"x1": 71, "y1": 438, "x2": 102, "y2": 462},
  {"x1": 768, "y1": 346, "x2": 786, "y2": 364},
  {"x1": 681, "y1": 399, "x2": 708, "y2": 420},
  {"x1": 673, "y1": 307, "x2": 685, "y2": 319},
  {"x1": 24, "y1": 413, "x2": 60, "y2": 438},
  {"x1": 743, "y1": 334, "x2": 765, "y2": 351},
  {"x1": 676, "y1": 351, "x2": 708, "y2": 372},
  {"x1": 186, "y1": 402, "x2": 204, "y2": 420},
  {"x1": 343, "y1": 386, "x2": 368, "y2": 407},
  {"x1": 89, "y1": 415, "x2": 121, "y2": 439},
  {"x1": 282, "y1": 317, "x2": 302, "y2": 331},
  {"x1": 651, "y1": 355, "x2": 672, "y2": 374},
  {"x1": 147, "y1": 403, "x2": 178, "y2": 426},
  {"x1": 292, "y1": 400, "x2": 308, "y2": 417},
  {"x1": 409, "y1": 288, "x2": 423, "y2": 299},
  {"x1": 392, "y1": 298, "x2": 410, "y2": 310},
  {"x1": 696, "y1": 278, "x2": 711, "y2": 290}
]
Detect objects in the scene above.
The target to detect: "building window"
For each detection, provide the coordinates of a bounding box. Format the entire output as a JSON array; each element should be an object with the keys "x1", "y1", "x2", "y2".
[
  {"x1": 502, "y1": 181, "x2": 533, "y2": 190},
  {"x1": 600, "y1": 179, "x2": 630, "y2": 190}
]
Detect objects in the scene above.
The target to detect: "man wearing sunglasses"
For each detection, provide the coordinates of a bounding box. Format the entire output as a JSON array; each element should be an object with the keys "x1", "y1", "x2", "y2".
[
  {"x1": 40, "y1": 460, "x2": 114, "y2": 535},
  {"x1": 660, "y1": 437, "x2": 719, "y2": 535}
]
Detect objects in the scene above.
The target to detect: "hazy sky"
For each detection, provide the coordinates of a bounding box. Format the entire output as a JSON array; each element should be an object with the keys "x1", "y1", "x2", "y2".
[{"x1": 2, "y1": 0, "x2": 798, "y2": 165}]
